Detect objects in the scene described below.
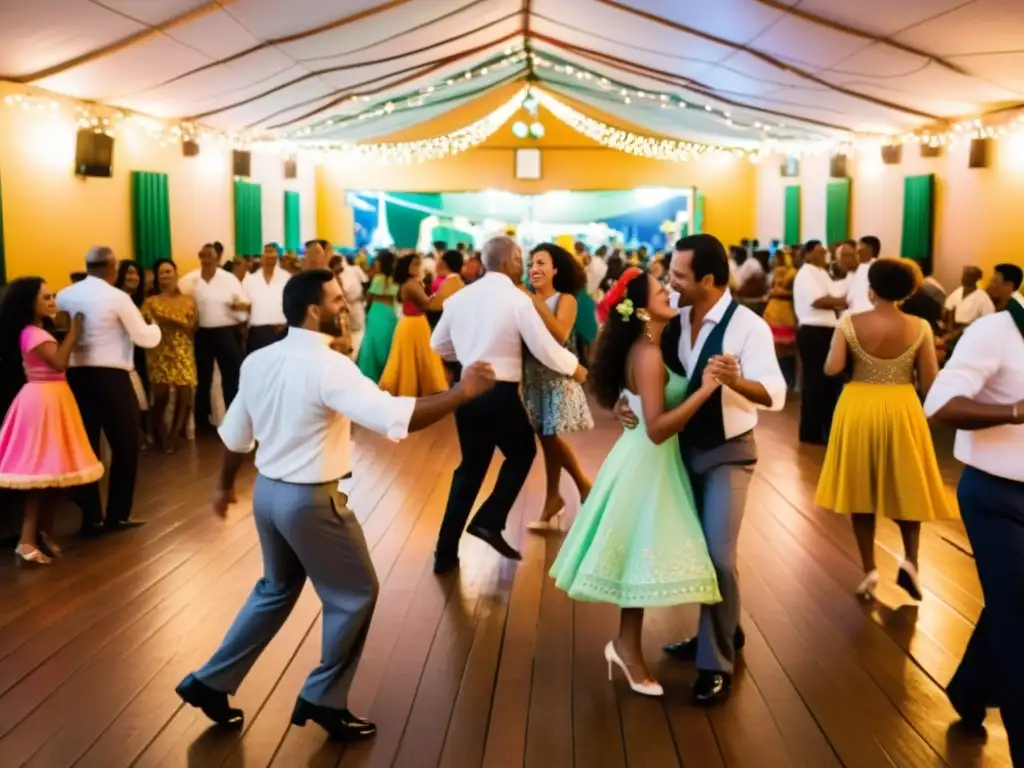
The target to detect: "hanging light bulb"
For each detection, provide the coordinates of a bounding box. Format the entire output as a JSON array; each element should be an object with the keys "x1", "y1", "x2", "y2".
[
  {"x1": 512, "y1": 121, "x2": 528, "y2": 139},
  {"x1": 529, "y1": 121, "x2": 545, "y2": 139}
]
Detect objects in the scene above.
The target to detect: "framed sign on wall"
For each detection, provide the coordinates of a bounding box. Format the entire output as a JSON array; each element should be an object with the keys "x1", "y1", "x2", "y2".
[{"x1": 515, "y1": 148, "x2": 541, "y2": 180}]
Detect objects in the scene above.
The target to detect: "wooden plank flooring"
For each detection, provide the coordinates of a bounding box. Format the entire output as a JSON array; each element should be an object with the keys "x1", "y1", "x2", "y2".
[{"x1": 0, "y1": 406, "x2": 1011, "y2": 767}]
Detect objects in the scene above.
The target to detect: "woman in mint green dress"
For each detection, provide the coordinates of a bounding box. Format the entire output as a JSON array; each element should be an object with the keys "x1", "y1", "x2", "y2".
[
  {"x1": 550, "y1": 269, "x2": 721, "y2": 697},
  {"x1": 356, "y1": 250, "x2": 399, "y2": 382}
]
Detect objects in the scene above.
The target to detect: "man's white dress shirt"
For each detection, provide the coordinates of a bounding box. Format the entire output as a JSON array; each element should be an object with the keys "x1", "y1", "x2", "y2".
[
  {"x1": 242, "y1": 267, "x2": 290, "y2": 327},
  {"x1": 180, "y1": 269, "x2": 248, "y2": 328},
  {"x1": 678, "y1": 290, "x2": 787, "y2": 439},
  {"x1": 924, "y1": 295, "x2": 1024, "y2": 482},
  {"x1": 733, "y1": 257, "x2": 765, "y2": 291},
  {"x1": 846, "y1": 260, "x2": 875, "y2": 315},
  {"x1": 793, "y1": 264, "x2": 839, "y2": 327},
  {"x1": 219, "y1": 328, "x2": 416, "y2": 483},
  {"x1": 56, "y1": 275, "x2": 161, "y2": 369},
  {"x1": 944, "y1": 286, "x2": 995, "y2": 326},
  {"x1": 430, "y1": 272, "x2": 577, "y2": 382}
]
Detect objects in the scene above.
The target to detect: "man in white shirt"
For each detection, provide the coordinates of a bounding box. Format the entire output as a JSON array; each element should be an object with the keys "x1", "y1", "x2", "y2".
[
  {"x1": 943, "y1": 266, "x2": 995, "y2": 340},
  {"x1": 792, "y1": 240, "x2": 847, "y2": 444},
  {"x1": 180, "y1": 243, "x2": 249, "y2": 431},
  {"x1": 330, "y1": 254, "x2": 367, "y2": 359},
  {"x1": 56, "y1": 246, "x2": 161, "y2": 534},
  {"x1": 616, "y1": 234, "x2": 786, "y2": 705},
  {"x1": 431, "y1": 236, "x2": 587, "y2": 574},
  {"x1": 845, "y1": 235, "x2": 880, "y2": 315},
  {"x1": 175, "y1": 269, "x2": 496, "y2": 741},
  {"x1": 242, "y1": 243, "x2": 290, "y2": 353},
  {"x1": 924, "y1": 266, "x2": 1024, "y2": 761}
]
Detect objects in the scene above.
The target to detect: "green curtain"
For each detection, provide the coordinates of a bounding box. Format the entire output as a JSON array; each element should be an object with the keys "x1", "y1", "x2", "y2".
[
  {"x1": 901, "y1": 175, "x2": 934, "y2": 261},
  {"x1": 234, "y1": 180, "x2": 263, "y2": 257},
  {"x1": 131, "y1": 171, "x2": 171, "y2": 270},
  {"x1": 784, "y1": 185, "x2": 801, "y2": 244},
  {"x1": 284, "y1": 191, "x2": 300, "y2": 252},
  {"x1": 385, "y1": 193, "x2": 442, "y2": 248},
  {"x1": 825, "y1": 179, "x2": 851, "y2": 245},
  {"x1": 692, "y1": 190, "x2": 704, "y2": 234}
]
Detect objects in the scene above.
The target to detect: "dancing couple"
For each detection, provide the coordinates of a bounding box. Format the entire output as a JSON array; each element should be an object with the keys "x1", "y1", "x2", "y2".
[{"x1": 552, "y1": 234, "x2": 786, "y2": 703}]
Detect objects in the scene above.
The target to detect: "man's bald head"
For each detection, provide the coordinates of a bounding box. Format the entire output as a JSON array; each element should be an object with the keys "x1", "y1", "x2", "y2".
[
  {"x1": 481, "y1": 235, "x2": 522, "y2": 279},
  {"x1": 85, "y1": 245, "x2": 117, "y2": 283}
]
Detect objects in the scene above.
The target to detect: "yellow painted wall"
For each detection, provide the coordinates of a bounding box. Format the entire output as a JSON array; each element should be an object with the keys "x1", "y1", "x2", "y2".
[
  {"x1": 756, "y1": 137, "x2": 1024, "y2": 289},
  {"x1": 318, "y1": 85, "x2": 757, "y2": 247},
  {"x1": 0, "y1": 82, "x2": 317, "y2": 289}
]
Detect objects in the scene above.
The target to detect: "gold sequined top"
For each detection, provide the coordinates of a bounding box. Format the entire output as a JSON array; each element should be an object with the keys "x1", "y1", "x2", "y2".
[
  {"x1": 841, "y1": 314, "x2": 930, "y2": 385},
  {"x1": 142, "y1": 293, "x2": 199, "y2": 387}
]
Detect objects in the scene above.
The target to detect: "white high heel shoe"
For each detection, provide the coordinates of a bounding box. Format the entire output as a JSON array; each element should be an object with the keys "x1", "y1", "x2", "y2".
[
  {"x1": 604, "y1": 641, "x2": 663, "y2": 697},
  {"x1": 526, "y1": 507, "x2": 564, "y2": 532},
  {"x1": 855, "y1": 570, "x2": 879, "y2": 601}
]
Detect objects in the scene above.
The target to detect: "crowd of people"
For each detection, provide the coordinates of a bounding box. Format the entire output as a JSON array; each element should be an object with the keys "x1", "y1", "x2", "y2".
[{"x1": 0, "y1": 230, "x2": 1020, "y2": 761}]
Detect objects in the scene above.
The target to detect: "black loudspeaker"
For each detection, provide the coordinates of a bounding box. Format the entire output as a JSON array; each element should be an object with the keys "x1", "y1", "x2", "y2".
[
  {"x1": 232, "y1": 149, "x2": 251, "y2": 177},
  {"x1": 182, "y1": 139, "x2": 200, "y2": 157},
  {"x1": 969, "y1": 138, "x2": 990, "y2": 169},
  {"x1": 830, "y1": 154, "x2": 848, "y2": 178},
  {"x1": 284, "y1": 156, "x2": 297, "y2": 179},
  {"x1": 75, "y1": 130, "x2": 114, "y2": 177},
  {"x1": 920, "y1": 143, "x2": 942, "y2": 158},
  {"x1": 780, "y1": 156, "x2": 800, "y2": 177},
  {"x1": 881, "y1": 144, "x2": 902, "y2": 164}
]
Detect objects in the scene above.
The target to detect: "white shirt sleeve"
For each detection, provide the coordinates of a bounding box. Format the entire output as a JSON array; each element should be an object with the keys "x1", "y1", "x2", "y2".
[
  {"x1": 430, "y1": 307, "x2": 457, "y2": 361},
  {"x1": 737, "y1": 316, "x2": 787, "y2": 411},
  {"x1": 515, "y1": 296, "x2": 578, "y2": 376},
  {"x1": 923, "y1": 322, "x2": 1002, "y2": 416},
  {"x1": 115, "y1": 292, "x2": 162, "y2": 349},
  {"x1": 943, "y1": 289, "x2": 959, "y2": 311},
  {"x1": 320, "y1": 355, "x2": 416, "y2": 440},
  {"x1": 218, "y1": 376, "x2": 255, "y2": 453}
]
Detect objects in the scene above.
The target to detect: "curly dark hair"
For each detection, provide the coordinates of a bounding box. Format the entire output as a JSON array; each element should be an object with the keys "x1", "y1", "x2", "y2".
[
  {"x1": 393, "y1": 254, "x2": 419, "y2": 284},
  {"x1": 529, "y1": 243, "x2": 587, "y2": 294},
  {"x1": 116, "y1": 260, "x2": 146, "y2": 308},
  {"x1": 868, "y1": 257, "x2": 920, "y2": 303},
  {"x1": 588, "y1": 272, "x2": 651, "y2": 410},
  {"x1": 0, "y1": 277, "x2": 47, "y2": 397},
  {"x1": 375, "y1": 249, "x2": 397, "y2": 278}
]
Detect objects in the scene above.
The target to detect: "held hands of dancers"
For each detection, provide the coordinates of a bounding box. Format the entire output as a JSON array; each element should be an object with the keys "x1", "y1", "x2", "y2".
[
  {"x1": 613, "y1": 357, "x2": 726, "y2": 430},
  {"x1": 71, "y1": 312, "x2": 85, "y2": 339}
]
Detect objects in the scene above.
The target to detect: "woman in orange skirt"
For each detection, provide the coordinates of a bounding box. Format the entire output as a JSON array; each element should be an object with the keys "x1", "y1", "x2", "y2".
[
  {"x1": 379, "y1": 254, "x2": 448, "y2": 396},
  {"x1": 0, "y1": 278, "x2": 103, "y2": 565}
]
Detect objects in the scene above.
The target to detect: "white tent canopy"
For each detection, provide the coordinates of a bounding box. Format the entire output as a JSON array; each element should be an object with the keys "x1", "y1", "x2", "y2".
[{"x1": 2, "y1": 0, "x2": 1022, "y2": 145}]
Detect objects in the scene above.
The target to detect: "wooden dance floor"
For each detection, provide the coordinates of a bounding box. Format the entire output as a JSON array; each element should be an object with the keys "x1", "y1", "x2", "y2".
[{"x1": 0, "y1": 406, "x2": 1010, "y2": 767}]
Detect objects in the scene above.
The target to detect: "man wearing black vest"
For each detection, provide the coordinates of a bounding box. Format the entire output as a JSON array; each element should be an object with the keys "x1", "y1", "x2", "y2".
[{"x1": 615, "y1": 234, "x2": 787, "y2": 704}]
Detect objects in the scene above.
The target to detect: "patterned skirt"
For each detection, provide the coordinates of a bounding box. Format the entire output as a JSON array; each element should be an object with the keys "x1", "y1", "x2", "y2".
[{"x1": 521, "y1": 361, "x2": 593, "y2": 436}]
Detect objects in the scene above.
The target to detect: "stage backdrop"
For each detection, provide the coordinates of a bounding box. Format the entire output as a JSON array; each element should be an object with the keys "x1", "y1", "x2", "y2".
[{"x1": 350, "y1": 189, "x2": 693, "y2": 250}]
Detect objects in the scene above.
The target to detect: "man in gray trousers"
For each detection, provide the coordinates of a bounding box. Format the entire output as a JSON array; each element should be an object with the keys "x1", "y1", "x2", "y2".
[
  {"x1": 616, "y1": 235, "x2": 786, "y2": 705},
  {"x1": 175, "y1": 269, "x2": 496, "y2": 740}
]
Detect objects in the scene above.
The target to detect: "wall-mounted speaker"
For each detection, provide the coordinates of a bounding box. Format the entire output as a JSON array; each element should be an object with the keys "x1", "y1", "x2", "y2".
[
  {"x1": 920, "y1": 143, "x2": 942, "y2": 159},
  {"x1": 829, "y1": 154, "x2": 848, "y2": 178},
  {"x1": 968, "y1": 138, "x2": 990, "y2": 169},
  {"x1": 284, "y1": 156, "x2": 297, "y2": 179},
  {"x1": 881, "y1": 144, "x2": 902, "y2": 165},
  {"x1": 232, "y1": 149, "x2": 251, "y2": 177},
  {"x1": 75, "y1": 130, "x2": 114, "y2": 177},
  {"x1": 780, "y1": 156, "x2": 800, "y2": 177},
  {"x1": 182, "y1": 139, "x2": 200, "y2": 157}
]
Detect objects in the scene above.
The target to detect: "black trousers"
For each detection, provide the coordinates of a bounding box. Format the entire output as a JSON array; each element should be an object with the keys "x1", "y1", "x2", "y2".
[
  {"x1": 66, "y1": 367, "x2": 140, "y2": 527},
  {"x1": 195, "y1": 326, "x2": 244, "y2": 430},
  {"x1": 796, "y1": 324, "x2": 843, "y2": 445},
  {"x1": 436, "y1": 382, "x2": 536, "y2": 559},
  {"x1": 947, "y1": 467, "x2": 1024, "y2": 764},
  {"x1": 247, "y1": 325, "x2": 286, "y2": 355}
]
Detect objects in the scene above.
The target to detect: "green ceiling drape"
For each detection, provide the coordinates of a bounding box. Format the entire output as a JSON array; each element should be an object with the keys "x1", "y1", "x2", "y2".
[
  {"x1": 901, "y1": 174, "x2": 934, "y2": 261},
  {"x1": 692, "y1": 190, "x2": 704, "y2": 234},
  {"x1": 784, "y1": 185, "x2": 801, "y2": 244},
  {"x1": 284, "y1": 191, "x2": 300, "y2": 253},
  {"x1": 825, "y1": 179, "x2": 851, "y2": 245},
  {"x1": 234, "y1": 180, "x2": 263, "y2": 257},
  {"x1": 130, "y1": 171, "x2": 171, "y2": 270},
  {"x1": 386, "y1": 193, "x2": 442, "y2": 249}
]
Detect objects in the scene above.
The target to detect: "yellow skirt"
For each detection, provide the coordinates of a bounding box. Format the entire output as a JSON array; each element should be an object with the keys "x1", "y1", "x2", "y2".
[
  {"x1": 815, "y1": 382, "x2": 959, "y2": 521},
  {"x1": 379, "y1": 314, "x2": 449, "y2": 397}
]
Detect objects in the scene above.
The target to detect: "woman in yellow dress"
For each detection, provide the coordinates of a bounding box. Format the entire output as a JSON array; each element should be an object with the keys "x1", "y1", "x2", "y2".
[
  {"x1": 815, "y1": 258, "x2": 958, "y2": 601},
  {"x1": 379, "y1": 254, "x2": 448, "y2": 396},
  {"x1": 142, "y1": 258, "x2": 198, "y2": 453}
]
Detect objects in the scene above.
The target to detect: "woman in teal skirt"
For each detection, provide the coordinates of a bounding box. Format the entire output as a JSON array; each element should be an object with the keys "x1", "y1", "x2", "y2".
[
  {"x1": 356, "y1": 250, "x2": 399, "y2": 382},
  {"x1": 550, "y1": 268, "x2": 721, "y2": 697}
]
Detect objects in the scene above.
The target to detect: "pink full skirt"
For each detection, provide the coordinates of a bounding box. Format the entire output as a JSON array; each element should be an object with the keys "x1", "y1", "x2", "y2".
[{"x1": 0, "y1": 381, "x2": 104, "y2": 490}]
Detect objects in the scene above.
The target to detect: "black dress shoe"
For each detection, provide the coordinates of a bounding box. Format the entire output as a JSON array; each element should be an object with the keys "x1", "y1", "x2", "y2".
[
  {"x1": 290, "y1": 698, "x2": 376, "y2": 741},
  {"x1": 175, "y1": 674, "x2": 243, "y2": 726},
  {"x1": 105, "y1": 518, "x2": 147, "y2": 532},
  {"x1": 433, "y1": 555, "x2": 460, "y2": 575},
  {"x1": 466, "y1": 525, "x2": 522, "y2": 560},
  {"x1": 693, "y1": 670, "x2": 732, "y2": 705},
  {"x1": 947, "y1": 688, "x2": 986, "y2": 731},
  {"x1": 78, "y1": 523, "x2": 106, "y2": 539},
  {"x1": 664, "y1": 626, "x2": 746, "y2": 661}
]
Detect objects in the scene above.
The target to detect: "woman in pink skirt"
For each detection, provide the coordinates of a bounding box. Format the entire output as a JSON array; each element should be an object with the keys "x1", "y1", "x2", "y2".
[{"x1": 0, "y1": 278, "x2": 103, "y2": 564}]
